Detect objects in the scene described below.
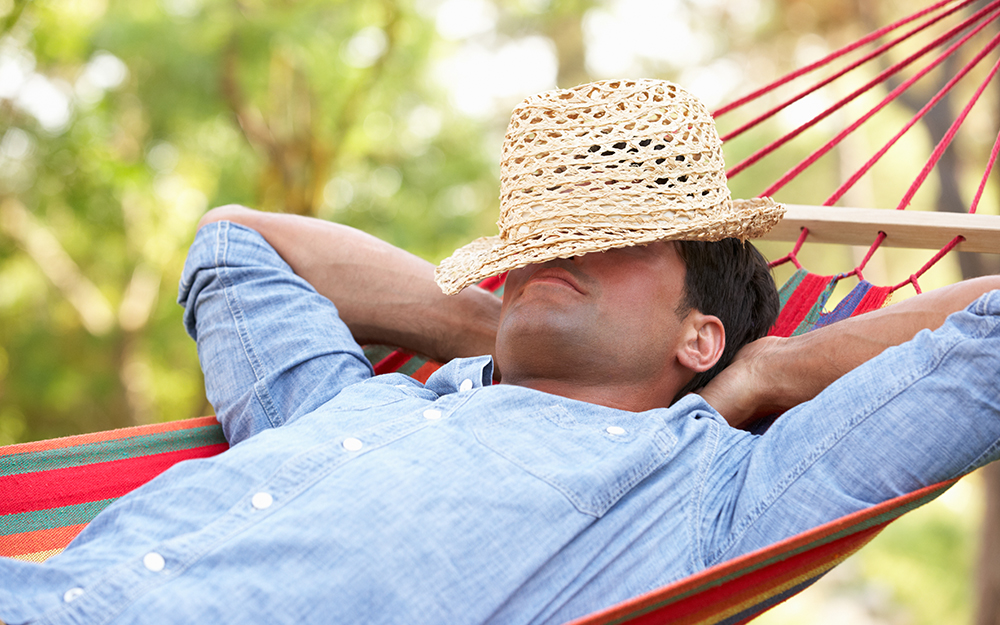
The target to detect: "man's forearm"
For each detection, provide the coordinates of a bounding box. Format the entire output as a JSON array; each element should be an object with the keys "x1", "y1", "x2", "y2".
[
  {"x1": 701, "y1": 276, "x2": 1000, "y2": 427},
  {"x1": 197, "y1": 205, "x2": 501, "y2": 365}
]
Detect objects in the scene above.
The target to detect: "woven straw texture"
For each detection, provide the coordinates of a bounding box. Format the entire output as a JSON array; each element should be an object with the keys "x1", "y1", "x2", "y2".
[{"x1": 436, "y1": 79, "x2": 785, "y2": 294}]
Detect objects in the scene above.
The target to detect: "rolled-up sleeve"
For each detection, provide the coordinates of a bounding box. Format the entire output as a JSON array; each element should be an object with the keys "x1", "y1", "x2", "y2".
[
  {"x1": 177, "y1": 221, "x2": 373, "y2": 445},
  {"x1": 701, "y1": 289, "x2": 1000, "y2": 566}
]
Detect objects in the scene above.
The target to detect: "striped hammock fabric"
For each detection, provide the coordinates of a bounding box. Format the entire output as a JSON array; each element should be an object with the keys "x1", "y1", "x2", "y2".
[
  {"x1": 0, "y1": 416, "x2": 227, "y2": 563},
  {"x1": 0, "y1": 413, "x2": 954, "y2": 624},
  {"x1": 0, "y1": 270, "x2": 955, "y2": 625}
]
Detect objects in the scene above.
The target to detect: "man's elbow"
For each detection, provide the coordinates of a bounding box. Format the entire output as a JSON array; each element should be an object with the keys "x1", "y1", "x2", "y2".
[{"x1": 197, "y1": 204, "x2": 257, "y2": 231}]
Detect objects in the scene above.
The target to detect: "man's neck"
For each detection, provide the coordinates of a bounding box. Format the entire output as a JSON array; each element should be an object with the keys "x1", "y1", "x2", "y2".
[{"x1": 500, "y1": 375, "x2": 682, "y2": 413}]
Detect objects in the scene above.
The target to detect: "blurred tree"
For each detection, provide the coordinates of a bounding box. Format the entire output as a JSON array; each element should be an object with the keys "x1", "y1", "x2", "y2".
[{"x1": 0, "y1": 0, "x2": 505, "y2": 440}]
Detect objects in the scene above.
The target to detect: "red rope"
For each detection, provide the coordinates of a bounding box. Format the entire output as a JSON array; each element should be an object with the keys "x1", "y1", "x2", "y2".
[
  {"x1": 768, "y1": 227, "x2": 809, "y2": 269},
  {"x1": 846, "y1": 54, "x2": 1000, "y2": 284},
  {"x1": 894, "y1": 53, "x2": 1000, "y2": 212},
  {"x1": 717, "y1": 0, "x2": 981, "y2": 141},
  {"x1": 726, "y1": 1, "x2": 1000, "y2": 180},
  {"x1": 851, "y1": 232, "x2": 888, "y2": 282},
  {"x1": 713, "y1": 0, "x2": 969, "y2": 118},
  {"x1": 891, "y1": 236, "x2": 966, "y2": 294},
  {"x1": 764, "y1": 24, "x2": 1000, "y2": 201},
  {"x1": 825, "y1": 30, "x2": 1000, "y2": 206},
  {"x1": 970, "y1": 126, "x2": 1000, "y2": 215}
]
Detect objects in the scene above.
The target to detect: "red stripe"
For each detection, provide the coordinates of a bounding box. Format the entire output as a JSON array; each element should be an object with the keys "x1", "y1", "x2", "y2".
[
  {"x1": 0, "y1": 444, "x2": 228, "y2": 515},
  {"x1": 769, "y1": 273, "x2": 832, "y2": 337},
  {"x1": 373, "y1": 350, "x2": 413, "y2": 375},
  {"x1": 764, "y1": 21, "x2": 1000, "y2": 201},
  {"x1": 478, "y1": 272, "x2": 507, "y2": 293},
  {"x1": 668, "y1": 526, "x2": 883, "y2": 624},
  {"x1": 824, "y1": 26, "x2": 1000, "y2": 207},
  {"x1": 853, "y1": 286, "x2": 892, "y2": 316},
  {"x1": 411, "y1": 361, "x2": 443, "y2": 384}
]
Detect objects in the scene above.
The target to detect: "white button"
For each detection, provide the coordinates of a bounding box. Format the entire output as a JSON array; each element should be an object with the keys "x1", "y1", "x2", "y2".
[
  {"x1": 459, "y1": 379, "x2": 474, "y2": 392},
  {"x1": 423, "y1": 409, "x2": 442, "y2": 420},
  {"x1": 251, "y1": 492, "x2": 273, "y2": 510},
  {"x1": 143, "y1": 552, "x2": 166, "y2": 572},
  {"x1": 63, "y1": 587, "x2": 84, "y2": 602},
  {"x1": 606, "y1": 426, "x2": 626, "y2": 436},
  {"x1": 342, "y1": 437, "x2": 363, "y2": 452}
]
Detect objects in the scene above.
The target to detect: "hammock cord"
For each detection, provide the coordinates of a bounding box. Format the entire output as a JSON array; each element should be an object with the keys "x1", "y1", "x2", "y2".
[
  {"x1": 713, "y1": 0, "x2": 970, "y2": 118},
  {"x1": 970, "y1": 127, "x2": 1000, "y2": 216},
  {"x1": 725, "y1": 0, "x2": 1000, "y2": 179},
  {"x1": 895, "y1": 53, "x2": 1000, "y2": 214},
  {"x1": 764, "y1": 25, "x2": 1000, "y2": 201},
  {"x1": 824, "y1": 29, "x2": 1000, "y2": 207},
  {"x1": 738, "y1": 0, "x2": 999, "y2": 294},
  {"x1": 716, "y1": 0, "x2": 981, "y2": 141}
]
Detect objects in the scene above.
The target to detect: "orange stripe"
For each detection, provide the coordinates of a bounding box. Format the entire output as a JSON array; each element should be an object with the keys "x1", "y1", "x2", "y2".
[
  {"x1": 0, "y1": 523, "x2": 87, "y2": 557},
  {"x1": 0, "y1": 416, "x2": 219, "y2": 457},
  {"x1": 412, "y1": 361, "x2": 443, "y2": 384}
]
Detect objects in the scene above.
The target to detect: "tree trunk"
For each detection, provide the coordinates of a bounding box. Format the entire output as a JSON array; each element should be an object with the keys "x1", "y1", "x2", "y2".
[{"x1": 978, "y1": 464, "x2": 1000, "y2": 625}]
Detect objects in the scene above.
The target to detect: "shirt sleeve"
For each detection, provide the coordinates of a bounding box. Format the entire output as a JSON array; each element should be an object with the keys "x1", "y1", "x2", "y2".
[
  {"x1": 177, "y1": 221, "x2": 374, "y2": 445},
  {"x1": 699, "y1": 289, "x2": 1000, "y2": 566}
]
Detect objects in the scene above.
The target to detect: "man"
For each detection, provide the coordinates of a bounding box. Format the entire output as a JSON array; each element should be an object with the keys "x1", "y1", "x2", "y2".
[{"x1": 1, "y1": 79, "x2": 998, "y2": 625}]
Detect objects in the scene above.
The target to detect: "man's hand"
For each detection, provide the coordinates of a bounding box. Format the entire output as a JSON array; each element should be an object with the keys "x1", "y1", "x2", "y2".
[
  {"x1": 700, "y1": 275, "x2": 1000, "y2": 429},
  {"x1": 697, "y1": 336, "x2": 786, "y2": 427},
  {"x1": 197, "y1": 205, "x2": 501, "y2": 366}
]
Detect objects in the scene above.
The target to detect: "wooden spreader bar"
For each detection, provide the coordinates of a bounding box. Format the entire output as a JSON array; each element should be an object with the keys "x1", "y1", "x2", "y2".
[{"x1": 761, "y1": 204, "x2": 1000, "y2": 254}]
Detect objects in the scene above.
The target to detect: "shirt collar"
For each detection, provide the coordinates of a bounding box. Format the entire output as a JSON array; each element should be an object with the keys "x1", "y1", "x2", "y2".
[{"x1": 424, "y1": 355, "x2": 494, "y2": 395}]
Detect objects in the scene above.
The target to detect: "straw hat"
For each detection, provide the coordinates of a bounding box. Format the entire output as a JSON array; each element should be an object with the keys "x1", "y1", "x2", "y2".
[{"x1": 434, "y1": 79, "x2": 785, "y2": 295}]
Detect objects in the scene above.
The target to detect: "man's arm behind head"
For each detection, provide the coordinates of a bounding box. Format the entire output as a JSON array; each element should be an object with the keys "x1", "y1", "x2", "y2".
[
  {"x1": 198, "y1": 205, "x2": 501, "y2": 366},
  {"x1": 699, "y1": 274, "x2": 1000, "y2": 428}
]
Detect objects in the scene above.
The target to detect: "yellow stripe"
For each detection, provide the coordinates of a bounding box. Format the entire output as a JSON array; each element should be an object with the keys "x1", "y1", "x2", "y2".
[{"x1": 10, "y1": 547, "x2": 64, "y2": 563}]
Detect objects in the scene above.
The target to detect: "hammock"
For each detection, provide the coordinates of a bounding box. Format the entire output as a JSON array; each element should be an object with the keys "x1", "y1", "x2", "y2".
[
  {"x1": 0, "y1": 414, "x2": 956, "y2": 624},
  {"x1": 3, "y1": 0, "x2": 1000, "y2": 622}
]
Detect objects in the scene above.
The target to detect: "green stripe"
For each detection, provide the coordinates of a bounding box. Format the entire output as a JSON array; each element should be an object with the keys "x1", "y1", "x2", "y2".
[
  {"x1": 362, "y1": 345, "x2": 428, "y2": 376},
  {"x1": 396, "y1": 356, "x2": 427, "y2": 376},
  {"x1": 792, "y1": 279, "x2": 839, "y2": 337},
  {"x1": 0, "y1": 425, "x2": 227, "y2": 477},
  {"x1": 363, "y1": 344, "x2": 394, "y2": 367},
  {"x1": 0, "y1": 498, "x2": 118, "y2": 536},
  {"x1": 776, "y1": 268, "x2": 808, "y2": 310}
]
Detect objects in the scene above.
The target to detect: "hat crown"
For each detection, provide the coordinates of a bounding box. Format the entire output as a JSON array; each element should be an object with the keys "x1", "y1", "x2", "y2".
[
  {"x1": 497, "y1": 79, "x2": 730, "y2": 242},
  {"x1": 433, "y1": 79, "x2": 784, "y2": 295}
]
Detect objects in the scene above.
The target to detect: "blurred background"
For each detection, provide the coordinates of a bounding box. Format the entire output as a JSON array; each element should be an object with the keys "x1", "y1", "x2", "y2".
[{"x1": 0, "y1": 0, "x2": 997, "y2": 621}]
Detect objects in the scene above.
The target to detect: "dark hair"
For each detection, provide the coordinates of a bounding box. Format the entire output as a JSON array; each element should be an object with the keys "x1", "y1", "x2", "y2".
[{"x1": 672, "y1": 239, "x2": 779, "y2": 401}]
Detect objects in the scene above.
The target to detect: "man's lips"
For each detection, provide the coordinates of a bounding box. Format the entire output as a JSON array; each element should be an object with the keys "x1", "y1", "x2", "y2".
[{"x1": 523, "y1": 267, "x2": 584, "y2": 294}]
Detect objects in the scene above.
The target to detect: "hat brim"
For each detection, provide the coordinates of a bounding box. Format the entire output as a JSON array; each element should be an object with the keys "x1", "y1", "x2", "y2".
[{"x1": 434, "y1": 198, "x2": 785, "y2": 295}]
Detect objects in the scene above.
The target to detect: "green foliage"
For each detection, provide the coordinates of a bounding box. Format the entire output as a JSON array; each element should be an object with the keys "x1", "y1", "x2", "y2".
[{"x1": 0, "y1": 0, "x2": 509, "y2": 437}]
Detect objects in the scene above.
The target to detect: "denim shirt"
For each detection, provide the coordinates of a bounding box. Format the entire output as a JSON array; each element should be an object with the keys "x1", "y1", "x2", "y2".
[{"x1": 2, "y1": 222, "x2": 999, "y2": 625}]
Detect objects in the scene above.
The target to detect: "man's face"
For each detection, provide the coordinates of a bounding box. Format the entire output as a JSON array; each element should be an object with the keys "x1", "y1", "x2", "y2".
[{"x1": 495, "y1": 241, "x2": 693, "y2": 404}]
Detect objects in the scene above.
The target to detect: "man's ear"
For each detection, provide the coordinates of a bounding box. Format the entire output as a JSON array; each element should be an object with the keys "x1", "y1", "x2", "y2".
[{"x1": 676, "y1": 313, "x2": 725, "y2": 373}]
